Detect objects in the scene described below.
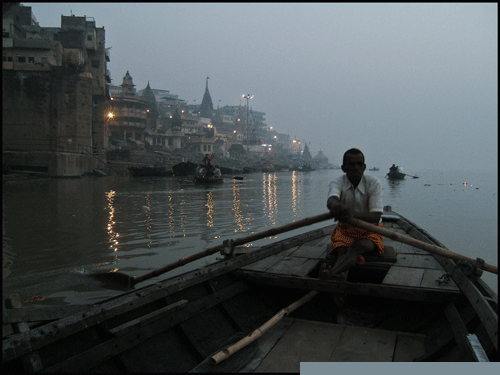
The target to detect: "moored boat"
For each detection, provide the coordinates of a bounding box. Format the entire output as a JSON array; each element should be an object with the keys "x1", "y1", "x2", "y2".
[
  {"x1": 172, "y1": 161, "x2": 197, "y2": 177},
  {"x1": 2, "y1": 207, "x2": 497, "y2": 371}
]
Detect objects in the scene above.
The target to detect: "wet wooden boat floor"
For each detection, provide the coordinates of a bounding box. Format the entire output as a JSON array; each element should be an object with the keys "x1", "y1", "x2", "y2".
[{"x1": 254, "y1": 318, "x2": 426, "y2": 371}]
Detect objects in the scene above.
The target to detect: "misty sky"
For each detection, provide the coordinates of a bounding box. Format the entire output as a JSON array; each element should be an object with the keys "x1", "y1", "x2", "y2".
[{"x1": 23, "y1": 3, "x2": 497, "y2": 172}]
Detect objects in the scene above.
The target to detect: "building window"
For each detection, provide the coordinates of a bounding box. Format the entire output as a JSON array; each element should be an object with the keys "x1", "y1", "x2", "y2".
[
  {"x1": 91, "y1": 60, "x2": 99, "y2": 68},
  {"x1": 87, "y1": 35, "x2": 93, "y2": 41},
  {"x1": 28, "y1": 57, "x2": 35, "y2": 63},
  {"x1": 17, "y1": 56, "x2": 26, "y2": 63}
]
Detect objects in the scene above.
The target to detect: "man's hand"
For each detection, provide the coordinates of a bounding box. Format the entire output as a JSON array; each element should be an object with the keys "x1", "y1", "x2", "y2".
[
  {"x1": 327, "y1": 196, "x2": 351, "y2": 222},
  {"x1": 331, "y1": 205, "x2": 351, "y2": 223}
]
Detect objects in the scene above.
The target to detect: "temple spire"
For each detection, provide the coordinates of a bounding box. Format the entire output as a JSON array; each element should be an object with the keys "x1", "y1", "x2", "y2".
[{"x1": 200, "y1": 76, "x2": 214, "y2": 118}]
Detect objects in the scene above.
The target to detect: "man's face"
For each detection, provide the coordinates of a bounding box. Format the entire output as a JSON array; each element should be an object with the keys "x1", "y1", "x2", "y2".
[{"x1": 342, "y1": 153, "x2": 366, "y2": 186}]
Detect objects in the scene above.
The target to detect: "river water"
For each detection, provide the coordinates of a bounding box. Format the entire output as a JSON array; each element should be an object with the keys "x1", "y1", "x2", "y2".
[{"x1": 2, "y1": 168, "x2": 497, "y2": 307}]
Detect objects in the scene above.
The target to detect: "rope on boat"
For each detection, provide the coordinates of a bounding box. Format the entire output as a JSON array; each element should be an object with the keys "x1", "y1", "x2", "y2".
[{"x1": 436, "y1": 258, "x2": 484, "y2": 284}]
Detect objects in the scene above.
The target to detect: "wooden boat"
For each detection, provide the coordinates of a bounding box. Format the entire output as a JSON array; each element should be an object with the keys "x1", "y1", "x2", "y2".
[
  {"x1": 194, "y1": 175, "x2": 224, "y2": 184},
  {"x1": 3, "y1": 208, "x2": 498, "y2": 372},
  {"x1": 128, "y1": 165, "x2": 173, "y2": 177},
  {"x1": 386, "y1": 170, "x2": 406, "y2": 180},
  {"x1": 172, "y1": 161, "x2": 197, "y2": 177},
  {"x1": 296, "y1": 164, "x2": 315, "y2": 172}
]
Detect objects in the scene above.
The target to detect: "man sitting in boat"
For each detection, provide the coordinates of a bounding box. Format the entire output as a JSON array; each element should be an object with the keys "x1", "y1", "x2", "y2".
[
  {"x1": 389, "y1": 164, "x2": 398, "y2": 172},
  {"x1": 321, "y1": 148, "x2": 384, "y2": 281},
  {"x1": 203, "y1": 153, "x2": 214, "y2": 168},
  {"x1": 202, "y1": 153, "x2": 215, "y2": 177},
  {"x1": 196, "y1": 164, "x2": 207, "y2": 177},
  {"x1": 213, "y1": 165, "x2": 221, "y2": 177}
]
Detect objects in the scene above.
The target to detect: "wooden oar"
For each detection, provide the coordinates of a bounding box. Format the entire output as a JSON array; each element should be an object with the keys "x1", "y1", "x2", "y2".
[
  {"x1": 404, "y1": 173, "x2": 419, "y2": 178},
  {"x1": 91, "y1": 212, "x2": 334, "y2": 288},
  {"x1": 347, "y1": 217, "x2": 498, "y2": 275}
]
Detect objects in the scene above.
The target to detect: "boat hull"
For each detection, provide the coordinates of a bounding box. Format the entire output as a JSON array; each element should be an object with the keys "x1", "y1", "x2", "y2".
[
  {"x1": 172, "y1": 161, "x2": 197, "y2": 177},
  {"x1": 3, "y1": 209, "x2": 497, "y2": 371},
  {"x1": 194, "y1": 176, "x2": 224, "y2": 184},
  {"x1": 386, "y1": 171, "x2": 406, "y2": 179}
]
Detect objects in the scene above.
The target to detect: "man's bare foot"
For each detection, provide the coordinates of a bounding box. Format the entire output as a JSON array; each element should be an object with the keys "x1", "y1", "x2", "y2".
[{"x1": 319, "y1": 264, "x2": 349, "y2": 281}]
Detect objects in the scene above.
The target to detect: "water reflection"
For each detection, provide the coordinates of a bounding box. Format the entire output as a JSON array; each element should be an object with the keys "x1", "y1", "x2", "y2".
[
  {"x1": 232, "y1": 179, "x2": 246, "y2": 233},
  {"x1": 205, "y1": 191, "x2": 214, "y2": 227},
  {"x1": 386, "y1": 178, "x2": 405, "y2": 200},
  {"x1": 167, "y1": 191, "x2": 175, "y2": 235},
  {"x1": 179, "y1": 189, "x2": 187, "y2": 237},
  {"x1": 262, "y1": 173, "x2": 278, "y2": 225},
  {"x1": 106, "y1": 190, "x2": 119, "y2": 252},
  {"x1": 291, "y1": 171, "x2": 301, "y2": 215},
  {"x1": 144, "y1": 193, "x2": 152, "y2": 248}
]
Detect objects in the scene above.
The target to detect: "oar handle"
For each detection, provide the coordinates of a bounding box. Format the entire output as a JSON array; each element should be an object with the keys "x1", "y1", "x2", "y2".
[
  {"x1": 135, "y1": 212, "x2": 334, "y2": 283},
  {"x1": 347, "y1": 217, "x2": 498, "y2": 275}
]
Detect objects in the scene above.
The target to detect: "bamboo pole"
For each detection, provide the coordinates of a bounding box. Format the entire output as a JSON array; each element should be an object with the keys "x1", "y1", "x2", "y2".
[{"x1": 211, "y1": 290, "x2": 319, "y2": 365}]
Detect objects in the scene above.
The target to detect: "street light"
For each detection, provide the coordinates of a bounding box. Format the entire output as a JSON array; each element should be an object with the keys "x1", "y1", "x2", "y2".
[{"x1": 242, "y1": 94, "x2": 253, "y2": 150}]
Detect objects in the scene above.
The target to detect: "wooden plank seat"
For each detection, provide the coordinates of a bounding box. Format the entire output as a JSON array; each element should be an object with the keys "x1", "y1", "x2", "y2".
[
  {"x1": 239, "y1": 236, "x2": 331, "y2": 277},
  {"x1": 317, "y1": 246, "x2": 397, "y2": 275},
  {"x1": 323, "y1": 245, "x2": 397, "y2": 265}
]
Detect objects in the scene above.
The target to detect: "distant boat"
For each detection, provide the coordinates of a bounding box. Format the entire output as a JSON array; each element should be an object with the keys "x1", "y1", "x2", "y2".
[
  {"x1": 297, "y1": 164, "x2": 315, "y2": 172},
  {"x1": 386, "y1": 171, "x2": 406, "y2": 180},
  {"x1": 262, "y1": 160, "x2": 275, "y2": 173},
  {"x1": 172, "y1": 161, "x2": 197, "y2": 177},
  {"x1": 369, "y1": 167, "x2": 380, "y2": 171}
]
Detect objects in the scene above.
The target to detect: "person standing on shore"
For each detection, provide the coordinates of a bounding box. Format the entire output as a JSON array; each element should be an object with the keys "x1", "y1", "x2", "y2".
[{"x1": 320, "y1": 148, "x2": 384, "y2": 281}]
